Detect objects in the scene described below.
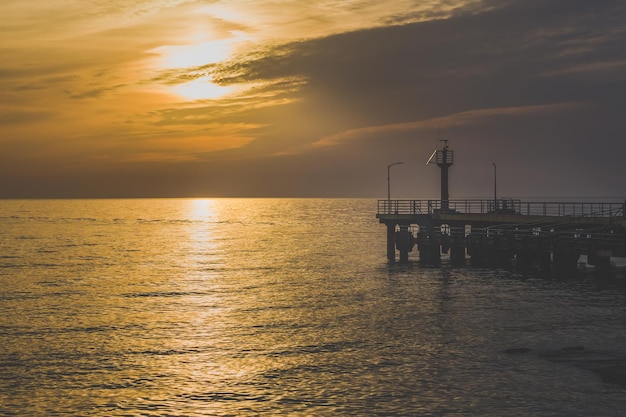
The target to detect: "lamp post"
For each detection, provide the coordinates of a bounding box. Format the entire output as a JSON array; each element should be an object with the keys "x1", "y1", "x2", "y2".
[
  {"x1": 387, "y1": 161, "x2": 403, "y2": 212},
  {"x1": 492, "y1": 162, "x2": 497, "y2": 212}
]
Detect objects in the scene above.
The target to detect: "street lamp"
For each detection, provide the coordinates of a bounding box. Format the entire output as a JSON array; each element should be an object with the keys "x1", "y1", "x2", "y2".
[
  {"x1": 492, "y1": 162, "x2": 497, "y2": 212},
  {"x1": 387, "y1": 162, "x2": 403, "y2": 212}
]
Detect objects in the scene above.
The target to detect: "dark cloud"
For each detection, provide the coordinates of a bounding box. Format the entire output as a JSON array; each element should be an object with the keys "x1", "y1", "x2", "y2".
[
  {"x1": 219, "y1": 0, "x2": 625, "y2": 118},
  {"x1": 151, "y1": 67, "x2": 213, "y2": 85},
  {"x1": 192, "y1": 0, "x2": 626, "y2": 198}
]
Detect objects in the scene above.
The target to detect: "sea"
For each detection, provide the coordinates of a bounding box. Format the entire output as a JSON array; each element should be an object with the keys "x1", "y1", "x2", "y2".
[{"x1": 1, "y1": 198, "x2": 625, "y2": 416}]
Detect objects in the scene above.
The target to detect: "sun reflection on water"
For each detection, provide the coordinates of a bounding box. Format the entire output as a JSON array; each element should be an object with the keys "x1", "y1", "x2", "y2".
[
  {"x1": 188, "y1": 198, "x2": 217, "y2": 221},
  {"x1": 184, "y1": 199, "x2": 222, "y2": 275}
]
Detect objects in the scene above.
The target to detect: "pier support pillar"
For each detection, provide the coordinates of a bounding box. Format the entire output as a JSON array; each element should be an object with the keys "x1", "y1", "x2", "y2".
[
  {"x1": 441, "y1": 234, "x2": 450, "y2": 254},
  {"x1": 594, "y1": 256, "x2": 611, "y2": 276},
  {"x1": 420, "y1": 245, "x2": 441, "y2": 265},
  {"x1": 589, "y1": 253, "x2": 611, "y2": 276},
  {"x1": 468, "y1": 234, "x2": 486, "y2": 267},
  {"x1": 386, "y1": 223, "x2": 396, "y2": 261},
  {"x1": 450, "y1": 245, "x2": 465, "y2": 265},
  {"x1": 395, "y1": 225, "x2": 413, "y2": 263},
  {"x1": 418, "y1": 232, "x2": 441, "y2": 266},
  {"x1": 539, "y1": 252, "x2": 552, "y2": 272},
  {"x1": 515, "y1": 251, "x2": 533, "y2": 271},
  {"x1": 553, "y1": 252, "x2": 579, "y2": 278},
  {"x1": 450, "y1": 233, "x2": 466, "y2": 265}
]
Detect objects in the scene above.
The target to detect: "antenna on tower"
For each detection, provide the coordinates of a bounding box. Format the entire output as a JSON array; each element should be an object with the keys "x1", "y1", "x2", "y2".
[
  {"x1": 426, "y1": 148, "x2": 438, "y2": 165},
  {"x1": 426, "y1": 126, "x2": 443, "y2": 165}
]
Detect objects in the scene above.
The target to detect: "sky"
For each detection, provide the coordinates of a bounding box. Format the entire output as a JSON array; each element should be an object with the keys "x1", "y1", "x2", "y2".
[{"x1": 1, "y1": 0, "x2": 625, "y2": 199}]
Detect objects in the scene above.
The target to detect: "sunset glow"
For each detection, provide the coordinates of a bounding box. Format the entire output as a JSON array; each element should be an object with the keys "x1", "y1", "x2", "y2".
[
  {"x1": 1, "y1": 0, "x2": 625, "y2": 198},
  {"x1": 155, "y1": 43, "x2": 232, "y2": 70},
  {"x1": 172, "y1": 77, "x2": 236, "y2": 100}
]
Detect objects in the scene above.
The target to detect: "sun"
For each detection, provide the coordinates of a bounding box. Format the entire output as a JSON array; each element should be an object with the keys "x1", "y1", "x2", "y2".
[
  {"x1": 150, "y1": 36, "x2": 247, "y2": 100},
  {"x1": 172, "y1": 76, "x2": 235, "y2": 101},
  {"x1": 155, "y1": 40, "x2": 233, "y2": 69}
]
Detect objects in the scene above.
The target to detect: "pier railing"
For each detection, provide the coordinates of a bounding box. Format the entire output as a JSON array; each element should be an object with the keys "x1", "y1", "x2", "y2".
[{"x1": 377, "y1": 199, "x2": 625, "y2": 219}]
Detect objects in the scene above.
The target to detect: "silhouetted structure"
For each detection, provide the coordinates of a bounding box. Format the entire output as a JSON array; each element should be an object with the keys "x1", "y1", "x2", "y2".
[
  {"x1": 377, "y1": 199, "x2": 626, "y2": 275},
  {"x1": 427, "y1": 140, "x2": 454, "y2": 212},
  {"x1": 379, "y1": 142, "x2": 625, "y2": 275}
]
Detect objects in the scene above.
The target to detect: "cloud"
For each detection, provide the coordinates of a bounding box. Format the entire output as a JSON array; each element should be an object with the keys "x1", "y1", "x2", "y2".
[
  {"x1": 211, "y1": 0, "x2": 625, "y2": 108},
  {"x1": 541, "y1": 60, "x2": 626, "y2": 77},
  {"x1": 67, "y1": 84, "x2": 127, "y2": 100},
  {"x1": 201, "y1": 0, "x2": 626, "y2": 155},
  {"x1": 0, "y1": 109, "x2": 53, "y2": 125},
  {"x1": 306, "y1": 102, "x2": 586, "y2": 150}
]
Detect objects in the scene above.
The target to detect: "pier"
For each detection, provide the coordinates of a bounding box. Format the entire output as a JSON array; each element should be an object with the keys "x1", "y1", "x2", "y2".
[
  {"x1": 377, "y1": 198, "x2": 626, "y2": 273},
  {"x1": 378, "y1": 140, "x2": 625, "y2": 273}
]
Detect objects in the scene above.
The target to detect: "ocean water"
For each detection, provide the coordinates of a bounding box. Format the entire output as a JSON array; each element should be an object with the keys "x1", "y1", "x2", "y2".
[{"x1": 1, "y1": 198, "x2": 625, "y2": 416}]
